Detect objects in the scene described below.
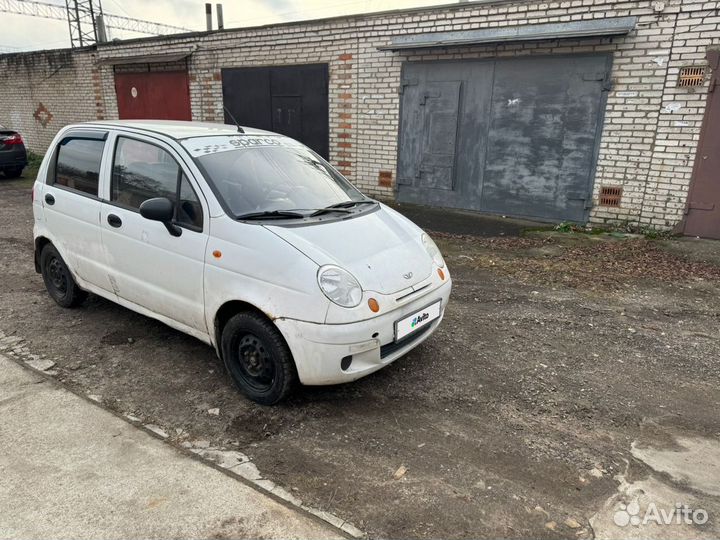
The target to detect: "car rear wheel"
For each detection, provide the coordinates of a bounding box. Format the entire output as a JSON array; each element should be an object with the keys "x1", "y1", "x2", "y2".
[
  {"x1": 40, "y1": 244, "x2": 88, "y2": 308},
  {"x1": 3, "y1": 167, "x2": 23, "y2": 179},
  {"x1": 221, "y1": 312, "x2": 296, "y2": 405}
]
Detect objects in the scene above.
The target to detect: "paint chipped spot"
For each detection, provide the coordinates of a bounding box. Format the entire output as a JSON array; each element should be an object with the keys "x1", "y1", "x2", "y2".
[{"x1": 108, "y1": 275, "x2": 120, "y2": 295}]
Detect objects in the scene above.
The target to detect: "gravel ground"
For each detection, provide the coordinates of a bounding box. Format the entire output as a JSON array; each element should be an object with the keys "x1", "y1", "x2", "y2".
[{"x1": 2, "y1": 176, "x2": 719, "y2": 539}]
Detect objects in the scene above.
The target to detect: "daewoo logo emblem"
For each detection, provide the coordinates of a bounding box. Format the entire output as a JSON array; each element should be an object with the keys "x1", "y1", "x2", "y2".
[{"x1": 403, "y1": 272, "x2": 413, "y2": 279}]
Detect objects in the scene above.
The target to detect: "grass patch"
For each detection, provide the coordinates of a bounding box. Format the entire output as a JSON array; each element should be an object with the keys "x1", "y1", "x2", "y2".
[{"x1": 524, "y1": 221, "x2": 679, "y2": 240}]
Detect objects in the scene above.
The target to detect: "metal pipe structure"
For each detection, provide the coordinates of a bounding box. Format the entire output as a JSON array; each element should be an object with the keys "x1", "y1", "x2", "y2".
[{"x1": 216, "y1": 3, "x2": 223, "y2": 30}]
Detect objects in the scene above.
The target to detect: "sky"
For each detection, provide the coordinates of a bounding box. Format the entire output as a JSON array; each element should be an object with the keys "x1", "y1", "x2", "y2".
[{"x1": 1, "y1": 0, "x2": 448, "y2": 52}]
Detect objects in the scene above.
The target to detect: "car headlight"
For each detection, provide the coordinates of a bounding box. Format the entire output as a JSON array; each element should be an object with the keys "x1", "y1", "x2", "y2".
[
  {"x1": 422, "y1": 233, "x2": 445, "y2": 268},
  {"x1": 317, "y1": 265, "x2": 363, "y2": 308}
]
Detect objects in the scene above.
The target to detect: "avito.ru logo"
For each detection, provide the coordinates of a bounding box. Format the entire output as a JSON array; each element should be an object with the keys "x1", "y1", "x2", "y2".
[{"x1": 411, "y1": 312, "x2": 429, "y2": 328}]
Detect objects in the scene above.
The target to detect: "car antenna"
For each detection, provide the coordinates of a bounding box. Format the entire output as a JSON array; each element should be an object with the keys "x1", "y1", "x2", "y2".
[{"x1": 223, "y1": 106, "x2": 245, "y2": 133}]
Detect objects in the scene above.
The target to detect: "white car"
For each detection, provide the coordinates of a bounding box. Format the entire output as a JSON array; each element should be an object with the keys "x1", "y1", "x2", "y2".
[{"x1": 32, "y1": 120, "x2": 452, "y2": 404}]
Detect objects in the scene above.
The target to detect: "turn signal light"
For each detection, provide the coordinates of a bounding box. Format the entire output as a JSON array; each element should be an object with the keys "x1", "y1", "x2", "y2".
[
  {"x1": 437, "y1": 268, "x2": 445, "y2": 280},
  {"x1": 212, "y1": 250, "x2": 222, "y2": 259},
  {"x1": 368, "y1": 298, "x2": 380, "y2": 313}
]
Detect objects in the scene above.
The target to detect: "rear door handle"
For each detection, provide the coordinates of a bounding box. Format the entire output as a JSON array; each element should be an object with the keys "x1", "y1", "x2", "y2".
[
  {"x1": 107, "y1": 214, "x2": 122, "y2": 228},
  {"x1": 44, "y1": 193, "x2": 55, "y2": 205}
]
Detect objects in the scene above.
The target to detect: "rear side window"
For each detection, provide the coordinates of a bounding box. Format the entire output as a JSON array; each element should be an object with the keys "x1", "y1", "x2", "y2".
[
  {"x1": 111, "y1": 137, "x2": 203, "y2": 230},
  {"x1": 54, "y1": 138, "x2": 105, "y2": 196}
]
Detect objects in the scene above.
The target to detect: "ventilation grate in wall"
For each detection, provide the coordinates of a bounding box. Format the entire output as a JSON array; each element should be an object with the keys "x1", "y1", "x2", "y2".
[
  {"x1": 678, "y1": 66, "x2": 706, "y2": 87},
  {"x1": 599, "y1": 186, "x2": 623, "y2": 207}
]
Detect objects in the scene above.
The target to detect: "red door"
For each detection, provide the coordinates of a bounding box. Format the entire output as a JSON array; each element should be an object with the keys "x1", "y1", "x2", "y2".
[
  {"x1": 114, "y1": 70, "x2": 191, "y2": 121},
  {"x1": 684, "y1": 51, "x2": 720, "y2": 239}
]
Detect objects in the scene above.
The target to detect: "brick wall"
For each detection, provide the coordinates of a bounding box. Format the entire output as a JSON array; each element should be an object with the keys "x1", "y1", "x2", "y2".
[
  {"x1": 1, "y1": 0, "x2": 718, "y2": 230},
  {"x1": 0, "y1": 48, "x2": 98, "y2": 151}
]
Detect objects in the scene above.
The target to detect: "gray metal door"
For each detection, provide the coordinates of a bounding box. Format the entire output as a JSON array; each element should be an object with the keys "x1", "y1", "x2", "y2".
[{"x1": 397, "y1": 54, "x2": 611, "y2": 223}]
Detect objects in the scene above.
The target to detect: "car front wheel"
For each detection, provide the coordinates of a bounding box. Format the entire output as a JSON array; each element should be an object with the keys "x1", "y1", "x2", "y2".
[
  {"x1": 40, "y1": 244, "x2": 88, "y2": 308},
  {"x1": 221, "y1": 312, "x2": 296, "y2": 405}
]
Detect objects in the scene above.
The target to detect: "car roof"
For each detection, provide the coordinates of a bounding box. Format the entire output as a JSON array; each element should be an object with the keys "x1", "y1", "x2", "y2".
[{"x1": 77, "y1": 120, "x2": 277, "y2": 140}]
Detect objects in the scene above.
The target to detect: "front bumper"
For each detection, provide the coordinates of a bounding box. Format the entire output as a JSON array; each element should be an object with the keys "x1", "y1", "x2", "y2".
[{"x1": 276, "y1": 278, "x2": 452, "y2": 385}]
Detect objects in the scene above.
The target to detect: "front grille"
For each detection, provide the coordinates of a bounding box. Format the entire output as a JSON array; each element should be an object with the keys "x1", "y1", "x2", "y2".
[
  {"x1": 395, "y1": 283, "x2": 431, "y2": 302},
  {"x1": 380, "y1": 324, "x2": 432, "y2": 359}
]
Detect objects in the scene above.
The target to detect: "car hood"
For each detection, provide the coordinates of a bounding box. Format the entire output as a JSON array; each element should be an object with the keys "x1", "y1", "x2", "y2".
[{"x1": 265, "y1": 205, "x2": 432, "y2": 294}]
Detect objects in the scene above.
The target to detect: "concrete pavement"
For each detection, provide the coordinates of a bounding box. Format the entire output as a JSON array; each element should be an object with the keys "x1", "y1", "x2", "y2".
[{"x1": 0, "y1": 354, "x2": 344, "y2": 540}]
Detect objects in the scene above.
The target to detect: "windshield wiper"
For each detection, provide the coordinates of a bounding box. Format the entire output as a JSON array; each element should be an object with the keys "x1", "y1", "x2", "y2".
[
  {"x1": 236, "y1": 210, "x2": 306, "y2": 220},
  {"x1": 309, "y1": 207, "x2": 354, "y2": 217},
  {"x1": 309, "y1": 200, "x2": 376, "y2": 217},
  {"x1": 325, "y1": 200, "x2": 376, "y2": 209}
]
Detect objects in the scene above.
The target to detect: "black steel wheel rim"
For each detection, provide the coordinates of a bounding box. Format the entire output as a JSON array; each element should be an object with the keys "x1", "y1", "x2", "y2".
[
  {"x1": 234, "y1": 333, "x2": 275, "y2": 392},
  {"x1": 47, "y1": 256, "x2": 67, "y2": 294}
]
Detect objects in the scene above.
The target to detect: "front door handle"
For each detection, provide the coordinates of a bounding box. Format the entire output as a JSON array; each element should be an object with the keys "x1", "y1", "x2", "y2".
[
  {"x1": 107, "y1": 214, "x2": 122, "y2": 228},
  {"x1": 44, "y1": 193, "x2": 55, "y2": 205}
]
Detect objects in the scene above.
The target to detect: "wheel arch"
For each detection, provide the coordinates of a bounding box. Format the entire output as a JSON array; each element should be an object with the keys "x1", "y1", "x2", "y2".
[
  {"x1": 213, "y1": 300, "x2": 284, "y2": 359},
  {"x1": 34, "y1": 235, "x2": 53, "y2": 273}
]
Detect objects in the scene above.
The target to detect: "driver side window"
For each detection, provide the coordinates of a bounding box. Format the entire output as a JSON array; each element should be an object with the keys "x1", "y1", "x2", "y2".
[{"x1": 112, "y1": 137, "x2": 203, "y2": 230}]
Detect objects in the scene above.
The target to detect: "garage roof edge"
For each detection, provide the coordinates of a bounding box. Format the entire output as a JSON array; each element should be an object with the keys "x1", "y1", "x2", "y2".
[
  {"x1": 378, "y1": 16, "x2": 637, "y2": 50},
  {"x1": 96, "y1": 51, "x2": 193, "y2": 66}
]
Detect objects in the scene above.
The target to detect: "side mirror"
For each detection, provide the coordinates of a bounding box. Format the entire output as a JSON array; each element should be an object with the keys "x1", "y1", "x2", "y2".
[{"x1": 139, "y1": 197, "x2": 182, "y2": 237}]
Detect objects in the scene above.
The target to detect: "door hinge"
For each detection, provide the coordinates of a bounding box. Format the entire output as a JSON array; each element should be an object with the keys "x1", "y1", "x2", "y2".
[
  {"x1": 688, "y1": 201, "x2": 715, "y2": 211},
  {"x1": 399, "y1": 78, "x2": 418, "y2": 95}
]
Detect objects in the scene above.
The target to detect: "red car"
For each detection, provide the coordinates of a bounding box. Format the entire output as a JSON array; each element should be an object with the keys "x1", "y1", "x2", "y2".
[{"x1": 0, "y1": 125, "x2": 28, "y2": 178}]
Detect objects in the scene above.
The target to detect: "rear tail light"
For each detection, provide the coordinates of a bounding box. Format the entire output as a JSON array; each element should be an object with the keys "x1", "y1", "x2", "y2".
[{"x1": 4, "y1": 134, "x2": 23, "y2": 145}]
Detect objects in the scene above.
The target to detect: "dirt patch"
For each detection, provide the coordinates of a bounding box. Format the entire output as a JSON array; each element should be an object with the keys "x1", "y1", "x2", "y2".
[
  {"x1": 435, "y1": 232, "x2": 720, "y2": 291},
  {"x1": 2, "y1": 181, "x2": 720, "y2": 539}
]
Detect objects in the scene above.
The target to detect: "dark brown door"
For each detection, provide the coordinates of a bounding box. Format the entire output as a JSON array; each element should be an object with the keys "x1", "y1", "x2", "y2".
[
  {"x1": 684, "y1": 51, "x2": 720, "y2": 239},
  {"x1": 114, "y1": 71, "x2": 191, "y2": 121}
]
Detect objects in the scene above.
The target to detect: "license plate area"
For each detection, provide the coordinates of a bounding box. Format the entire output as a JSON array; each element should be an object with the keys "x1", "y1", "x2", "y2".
[{"x1": 394, "y1": 300, "x2": 441, "y2": 341}]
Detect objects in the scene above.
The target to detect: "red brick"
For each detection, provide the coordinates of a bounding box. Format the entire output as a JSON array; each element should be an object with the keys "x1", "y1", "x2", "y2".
[{"x1": 338, "y1": 53, "x2": 353, "y2": 61}]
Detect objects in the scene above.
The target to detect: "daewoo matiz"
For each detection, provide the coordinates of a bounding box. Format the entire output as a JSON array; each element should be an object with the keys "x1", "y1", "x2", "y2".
[{"x1": 32, "y1": 121, "x2": 452, "y2": 404}]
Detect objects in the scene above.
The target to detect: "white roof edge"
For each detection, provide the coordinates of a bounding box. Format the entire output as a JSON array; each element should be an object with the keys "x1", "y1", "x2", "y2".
[{"x1": 378, "y1": 16, "x2": 638, "y2": 51}]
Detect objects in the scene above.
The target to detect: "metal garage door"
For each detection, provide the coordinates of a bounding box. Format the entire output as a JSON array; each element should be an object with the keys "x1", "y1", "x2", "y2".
[
  {"x1": 115, "y1": 71, "x2": 191, "y2": 121},
  {"x1": 397, "y1": 55, "x2": 611, "y2": 223},
  {"x1": 221, "y1": 64, "x2": 329, "y2": 159}
]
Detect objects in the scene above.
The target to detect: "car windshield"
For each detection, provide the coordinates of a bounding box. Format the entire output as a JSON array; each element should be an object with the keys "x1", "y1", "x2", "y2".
[{"x1": 182, "y1": 135, "x2": 368, "y2": 218}]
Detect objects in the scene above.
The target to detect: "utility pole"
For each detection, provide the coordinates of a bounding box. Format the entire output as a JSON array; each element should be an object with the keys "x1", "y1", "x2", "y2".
[{"x1": 65, "y1": 0, "x2": 98, "y2": 47}]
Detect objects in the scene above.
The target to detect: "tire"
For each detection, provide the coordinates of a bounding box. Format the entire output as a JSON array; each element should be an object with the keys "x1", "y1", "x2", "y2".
[
  {"x1": 221, "y1": 312, "x2": 296, "y2": 405},
  {"x1": 3, "y1": 167, "x2": 23, "y2": 179},
  {"x1": 40, "y1": 244, "x2": 88, "y2": 308}
]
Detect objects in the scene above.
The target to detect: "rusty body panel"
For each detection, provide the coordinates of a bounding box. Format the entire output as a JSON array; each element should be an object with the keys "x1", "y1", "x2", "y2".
[{"x1": 684, "y1": 51, "x2": 720, "y2": 239}]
